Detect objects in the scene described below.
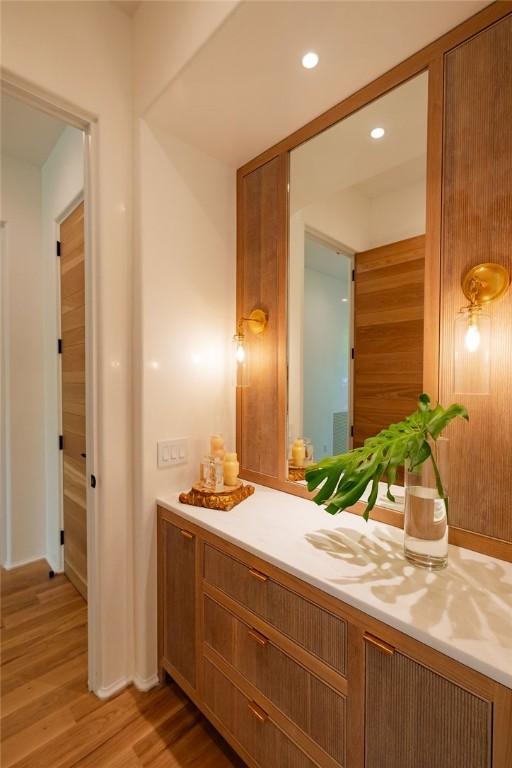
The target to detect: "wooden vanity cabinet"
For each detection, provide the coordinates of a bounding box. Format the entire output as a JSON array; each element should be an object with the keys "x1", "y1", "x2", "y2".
[
  {"x1": 158, "y1": 517, "x2": 197, "y2": 690},
  {"x1": 157, "y1": 506, "x2": 512, "y2": 768}
]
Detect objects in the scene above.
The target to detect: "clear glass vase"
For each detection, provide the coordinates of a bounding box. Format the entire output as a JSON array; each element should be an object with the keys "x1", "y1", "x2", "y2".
[{"x1": 404, "y1": 438, "x2": 449, "y2": 570}]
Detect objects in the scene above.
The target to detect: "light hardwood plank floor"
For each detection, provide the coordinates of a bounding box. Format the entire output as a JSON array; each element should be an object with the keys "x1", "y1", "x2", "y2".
[{"x1": 1, "y1": 560, "x2": 244, "y2": 768}]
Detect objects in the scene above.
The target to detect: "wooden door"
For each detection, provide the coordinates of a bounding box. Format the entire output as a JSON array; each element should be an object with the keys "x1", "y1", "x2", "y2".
[
  {"x1": 365, "y1": 640, "x2": 492, "y2": 768},
  {"x1": 353, "y1": 235, "x2": 425, "y2": 447},
  {"x1": 160, "y1": 519, "x2": 197, "y2": 688},
  {"x1": 60, "y1": 202, "x2": 87, "y2": 599}
]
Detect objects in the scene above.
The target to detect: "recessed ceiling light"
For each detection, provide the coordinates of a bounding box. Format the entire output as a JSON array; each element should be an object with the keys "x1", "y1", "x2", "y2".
[
  {"x1": 370, "y1": 127, "x2": 385, "y2": 140},
  {"x1": 302, "y1": 52, "x2": 319, "y2": 70}
]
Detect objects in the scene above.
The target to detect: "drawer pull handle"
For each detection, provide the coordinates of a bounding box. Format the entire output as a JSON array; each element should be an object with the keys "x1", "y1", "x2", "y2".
[
  {"x1": 248, "y1": 628, "x2": 268, "y2": 647},
  {"x1": 180, "y1": 529, "x2": 194, "y2": 540},
  {"x1": 247, "y1": 700, "x2": 268, "y2": 723},
  {"x1": 249, "y1": 568, "x2": 268, "y2": 583},
  {"x1": 364, "y1": 633, "x2": 395, "y2": 656}
]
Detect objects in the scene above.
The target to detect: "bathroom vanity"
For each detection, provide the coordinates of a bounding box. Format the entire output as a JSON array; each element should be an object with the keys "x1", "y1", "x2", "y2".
[
  {"x1": 157, "y1": 486, "x2": 512, "y2": 768},
  {"x1": 157, "y1": 6, "x2": 512, "y2": 767}
]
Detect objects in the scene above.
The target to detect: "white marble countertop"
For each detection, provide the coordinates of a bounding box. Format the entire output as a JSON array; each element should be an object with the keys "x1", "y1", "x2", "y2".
[{"x1": 157, "y1": 484, "x2": 512, "y2": 688}]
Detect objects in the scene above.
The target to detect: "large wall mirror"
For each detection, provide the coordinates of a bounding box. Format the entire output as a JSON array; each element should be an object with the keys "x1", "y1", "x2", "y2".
[{"x1": 287, "y1": 72, "x2": 428, "y2": 503}]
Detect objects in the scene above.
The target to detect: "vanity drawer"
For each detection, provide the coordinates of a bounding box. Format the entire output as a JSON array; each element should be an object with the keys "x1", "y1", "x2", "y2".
[
  {"x1": 204, "y1": 596, "x2": 346, "y2": 766},
  {"x1": 203, "y1": 657, "x2": 318, "y2": 768},
  {"x1": 203, "y1": 544, "x2": 347, "y2": 675}
]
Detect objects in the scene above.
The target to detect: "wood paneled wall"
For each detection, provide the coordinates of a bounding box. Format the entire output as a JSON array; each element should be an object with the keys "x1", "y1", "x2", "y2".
[
  {"x1": 354, "y1": 236, "x2": 425, "y2": 448},
  {"x1": 237, "y1": 156, "x2": 287, "y2": 479},
  {"x1": 440, "y1": 15, "x2": 512, "y2": 542}
]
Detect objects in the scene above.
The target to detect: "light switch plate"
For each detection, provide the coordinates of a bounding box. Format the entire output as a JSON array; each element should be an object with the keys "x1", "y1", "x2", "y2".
[{"x1": 157, "y1": 439, "x2": 188, "y2": 468}]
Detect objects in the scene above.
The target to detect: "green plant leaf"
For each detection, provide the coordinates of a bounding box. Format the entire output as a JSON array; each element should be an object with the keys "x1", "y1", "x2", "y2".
[{"x1": 305, "y1": 393, "x2": 469, "y2": 521}]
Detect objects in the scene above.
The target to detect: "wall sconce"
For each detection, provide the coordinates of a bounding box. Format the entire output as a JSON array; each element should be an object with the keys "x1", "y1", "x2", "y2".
[
  {"x1": 454, "y1": 262, "x2": 509, "y2": 394},
  {"x1": 233, "y1": 308, "x2": 268, "y2": 387}
]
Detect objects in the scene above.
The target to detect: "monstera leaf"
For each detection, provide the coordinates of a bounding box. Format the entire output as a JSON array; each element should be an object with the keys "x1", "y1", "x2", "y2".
[{"x1": 305, "y1": 394, "x2": 468, "y2": 521}]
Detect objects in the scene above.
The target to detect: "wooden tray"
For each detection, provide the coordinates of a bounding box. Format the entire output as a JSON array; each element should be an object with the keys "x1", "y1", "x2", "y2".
[
  {"x1": 179, "y1": 481, "x2": 254, "y2": 511},
  {"x1": 287, "y1": 461, "x2": 313, "y2": 482}
]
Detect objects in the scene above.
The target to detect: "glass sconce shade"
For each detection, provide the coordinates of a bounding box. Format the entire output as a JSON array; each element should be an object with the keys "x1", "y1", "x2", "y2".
[
  {"x1": 454, "y1": 308, "x2": 491, "y2": 394},
  {"x1": 233, "y1": 332, "x2": 249, "y2": 387}
]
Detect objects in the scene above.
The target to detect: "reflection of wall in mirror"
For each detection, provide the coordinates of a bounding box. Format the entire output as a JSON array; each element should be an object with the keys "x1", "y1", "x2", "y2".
[{"x1": 303, "y1": 235, "x2": 352, "y2": 460}]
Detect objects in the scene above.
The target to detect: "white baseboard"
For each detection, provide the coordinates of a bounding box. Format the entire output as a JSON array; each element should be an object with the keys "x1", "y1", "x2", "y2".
[
  {"x1": 94, "y1": 675, "x2": 131, "y2": 700},
  {"x1": 133, "y1": 673, "x2": 160, "y2": 692},
  {"x1": 93, "y1": 671, "x2": 159, "y2": 700},
  {"x1": 2, "y1": 555, "x2": 48, "y2": 571}
]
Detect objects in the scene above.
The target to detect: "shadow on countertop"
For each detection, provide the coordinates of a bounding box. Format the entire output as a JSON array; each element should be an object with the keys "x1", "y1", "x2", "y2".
[{"x1": 305, "y1": 526, "x2": 512, "y2": 645}]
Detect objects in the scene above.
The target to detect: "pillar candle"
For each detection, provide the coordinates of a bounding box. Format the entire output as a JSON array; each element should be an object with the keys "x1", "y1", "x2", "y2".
[{"x1": 224, "y1": 452, "x2": 239, "y2": 486}]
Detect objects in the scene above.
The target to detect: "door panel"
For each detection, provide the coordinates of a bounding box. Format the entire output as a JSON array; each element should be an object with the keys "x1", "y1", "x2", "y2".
[
  {"x1": 365, "y1": 643, "x2": 492, "y2": 768},
  {"x1": 60, "y1": 201, "x2": 87, "y2": 600},
  {"x1": 354, "y1": 235, "x2": 425, "y2": 447},
  {"x1": 161, "y1": 520, "x2": 197, "y2": 687}
]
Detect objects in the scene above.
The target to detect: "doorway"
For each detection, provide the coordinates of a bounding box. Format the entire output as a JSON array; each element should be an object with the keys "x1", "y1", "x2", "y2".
[{"x1": 0, "y1": 85, "x2": 95, "y2": 679}]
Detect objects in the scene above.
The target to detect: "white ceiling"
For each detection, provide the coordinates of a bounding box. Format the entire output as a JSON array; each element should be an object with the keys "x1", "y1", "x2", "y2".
[
  {"x1": 290, "y1": 72, "x2": 428, "y2": 213},
  {"x1": 1, "y1": 93, "x2": 66, "y2": 166},
  {"x1": 148, "y1": 0, "x2": 488, "y2": 167}
]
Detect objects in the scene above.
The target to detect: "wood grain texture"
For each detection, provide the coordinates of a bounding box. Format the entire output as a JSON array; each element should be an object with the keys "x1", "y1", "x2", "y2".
[
  {"x1": 60, "y1": 202, "x2": 87, "y2": 599},
  {"x1": 365, "y1": 645, "x2": 492, "y2": 768},
  {"x1": 237, "y1": 156, "x2": 287, "y2": 479},
  {"x1": 203, "y1": 658, "x2": 316, "y2": 768},
  {"x1": 440, "y1": 14, "x2": 512, "y2": 542},
  {"x1": 354, "y1": 236, "x2": 425, "y2": 447},
  {"x1": 204, "y1": 596, "x2": 345, "y2": 765},
  {"x1": 204, "y1": 544, "x2": 347, "y2": 676},
  {"x1": 0, "y1": 561, "x2": 242, "y2": 768},
  {"x1": 161, "y1": 520, "x2": 197, "y2": 688}
]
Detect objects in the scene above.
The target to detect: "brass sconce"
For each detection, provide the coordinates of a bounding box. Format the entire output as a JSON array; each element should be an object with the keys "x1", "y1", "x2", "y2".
[
  {"x1": 233, "y1": 308, "x2": 268, "y2": 387},
  {"x1": 454, "y1": 262, "x2": 510, "y2": 394}
]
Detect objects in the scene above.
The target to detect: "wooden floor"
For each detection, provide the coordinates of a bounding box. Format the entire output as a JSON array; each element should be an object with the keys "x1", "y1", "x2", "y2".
[{"x1": 0, "y1": 560, "x2": 244, "y2": 768}]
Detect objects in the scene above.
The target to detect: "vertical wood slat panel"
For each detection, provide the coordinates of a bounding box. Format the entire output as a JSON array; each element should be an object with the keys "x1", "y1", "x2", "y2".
[
  {"x1": 204, "y1": 596, "x2": 346, "y2": 765},
  {"x1": 354, "y1": 236, "x2": 425, "y2": 447},
  {"x1": 238, "y1": 157, "x2": 284, "y2": 478},
  {"x1": 162, "y1": 521, "x2": 197, "y2": 688},
  {"x1": 365, "y1": 647, "x2": 492, "y2": 768},
  {"x1": 203, "y1": 658, "x2": 317, "y2": 768},
  {"x1": 204, "y1": 545, "x2": 347, "y2": 675},
  {"x1": 440, "y1": 15, "x2": 512, "y2": 541}
]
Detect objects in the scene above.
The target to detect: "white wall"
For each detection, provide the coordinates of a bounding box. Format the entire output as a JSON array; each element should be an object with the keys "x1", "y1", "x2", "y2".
[
  {"x1": 303, "y1": 186, "x2": 370, "y2": 253},
  {"x1": 368, "y1": 179, "x2": 426, "y2": 248},
  {"x1": 132, "y1": 119, "x2": 235, "y2": 686},
  {"x1": 41, "y1": 126, "x2": 84, "y2": 572},
  {"x1": 1, "y1": 0, "x2": 133, "y2": 694},
  {"x1": 0, "y1": 154, "x2": 46, "y2": 567},
  {"x1": 133, "y1": 0, "x2": 238, "y2": 114}
]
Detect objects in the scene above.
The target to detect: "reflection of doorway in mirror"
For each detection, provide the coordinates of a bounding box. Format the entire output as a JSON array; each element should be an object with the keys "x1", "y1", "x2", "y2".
[{"x1": 303, "y1": 232, "x2": 353, "y2": 461}]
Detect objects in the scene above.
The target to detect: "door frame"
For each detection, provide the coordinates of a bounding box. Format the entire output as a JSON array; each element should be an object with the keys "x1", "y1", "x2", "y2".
[{"x1": 0, "y1": 69, "x2": 101, "y2": 692}]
